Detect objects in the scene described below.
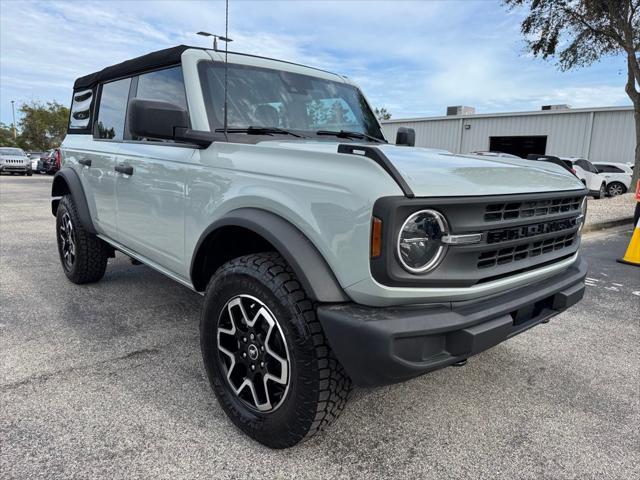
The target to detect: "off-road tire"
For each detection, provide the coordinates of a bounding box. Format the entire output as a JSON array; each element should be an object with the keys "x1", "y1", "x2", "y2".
[
  {"x1": 56, "y1": 195, "x2": 109, "y2": 284},
  {"x1": 200, "y1": 252, "x2": 351, "y2": 448}
]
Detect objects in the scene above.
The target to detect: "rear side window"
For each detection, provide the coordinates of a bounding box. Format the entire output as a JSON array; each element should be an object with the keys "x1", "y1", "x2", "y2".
[
  {"x1": 595, "y1": 164, "x2": 624, "y2": 173},
  {"x1": 69, "y1": 89, "x2": 93, "y2": 130},
  {"x1": 94, "y1": 78, "x2": 131, "y2": 140}
]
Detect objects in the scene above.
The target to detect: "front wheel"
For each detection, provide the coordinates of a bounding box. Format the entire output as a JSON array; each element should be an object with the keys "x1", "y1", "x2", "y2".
[
  {"x1": 200, "y1": 252, "x2": 351, "y2": 448},
  {"x1": 593, "y1": 183, "x2": 606, "y2": 199}
]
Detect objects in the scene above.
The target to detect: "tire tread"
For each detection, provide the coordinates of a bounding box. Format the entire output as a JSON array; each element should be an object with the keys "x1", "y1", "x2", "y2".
[
  {"x1": 209, "y1": 252, "x2": 351, "y2": 446},
  {"x1": 57, "y1": 195, "x2": 108, "y2": 284}
]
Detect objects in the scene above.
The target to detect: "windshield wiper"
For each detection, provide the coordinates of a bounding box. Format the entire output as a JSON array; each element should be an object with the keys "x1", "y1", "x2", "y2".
[
  {"x1": 316, "y1": 129, "x2": 386, "y2": 143},
  {"x1": 215, "y1": 126, "x2": 306, "y2": 138}
]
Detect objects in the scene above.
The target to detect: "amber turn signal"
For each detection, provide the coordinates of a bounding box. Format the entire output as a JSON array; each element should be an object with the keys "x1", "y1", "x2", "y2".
[{"x1": 371, "y1": 217, "x2": 382, "y2": 258}]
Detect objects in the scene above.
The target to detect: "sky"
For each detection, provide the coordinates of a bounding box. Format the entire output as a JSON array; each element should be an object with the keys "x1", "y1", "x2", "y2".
[{"x1": 0, "y1": 0, "x2": 632, "y2": 126}]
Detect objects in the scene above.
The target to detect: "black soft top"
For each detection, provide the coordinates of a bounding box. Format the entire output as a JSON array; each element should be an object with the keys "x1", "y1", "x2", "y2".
[
  {"x1": 73, "y1": 45, "x2": 197, "y2": 90},
  {"x1": 73, "y1": 44, "x2": 343, "y2": 91}
]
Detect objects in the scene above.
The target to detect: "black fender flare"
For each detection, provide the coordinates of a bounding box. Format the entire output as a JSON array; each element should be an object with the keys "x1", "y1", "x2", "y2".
[
  {"x1": 190, "y1": 208, "x2": 349, "y2": 303},
  {"x1": 51, "y1": 167, "x2": 96, "y2": 234}
]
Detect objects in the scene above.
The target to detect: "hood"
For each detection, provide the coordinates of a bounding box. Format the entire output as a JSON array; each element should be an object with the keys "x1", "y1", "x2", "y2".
[{"x1": 258, "y1": 140, "x2": 585, "y2": 197}]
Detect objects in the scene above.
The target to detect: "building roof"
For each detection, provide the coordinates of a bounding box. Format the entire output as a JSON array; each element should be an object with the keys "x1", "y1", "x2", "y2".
[{"x1": 381, "y1": 105, "x2": 634, "y2": 124}]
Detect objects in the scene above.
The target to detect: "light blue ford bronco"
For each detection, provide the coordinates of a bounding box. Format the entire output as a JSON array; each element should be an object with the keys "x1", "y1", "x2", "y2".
[{"x1": 52, "y1": 45, "x2": 588, "y2": 448}]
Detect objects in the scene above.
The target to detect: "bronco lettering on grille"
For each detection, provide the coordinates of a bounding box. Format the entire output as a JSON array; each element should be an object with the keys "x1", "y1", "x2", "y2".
[{"x1": 486, "y1": 217, "x2": 578, "y2": 244}]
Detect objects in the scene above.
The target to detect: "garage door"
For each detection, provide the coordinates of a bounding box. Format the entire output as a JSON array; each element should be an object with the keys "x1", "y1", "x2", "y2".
[{"x1": 489, "y1": 136, "x2": 547, "y2": 159}]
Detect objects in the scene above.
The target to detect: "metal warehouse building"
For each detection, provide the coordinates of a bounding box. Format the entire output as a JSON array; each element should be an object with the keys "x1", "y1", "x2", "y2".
[{"x1": 380, "y1": 105, "x2": 635, "y2": 164}]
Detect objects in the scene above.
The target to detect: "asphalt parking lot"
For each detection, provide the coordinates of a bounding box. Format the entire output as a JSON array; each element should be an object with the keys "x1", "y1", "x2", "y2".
[{"x1": 1, "y1": 175, "x2": 639, "y2": 479}]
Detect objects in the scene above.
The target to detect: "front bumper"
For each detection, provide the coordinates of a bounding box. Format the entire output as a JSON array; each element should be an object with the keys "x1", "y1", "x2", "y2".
[
  {"x1": 0, "y1": 165, "x2": 30, "y2": 173},
  {"x1": 318, "y1": 257, "x2": 587, "y2": 387}
]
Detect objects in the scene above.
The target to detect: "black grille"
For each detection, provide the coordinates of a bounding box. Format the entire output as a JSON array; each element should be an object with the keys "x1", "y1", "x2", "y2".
[
  {"x1": 484, "y1": 196, "x2": 582, "y2": 222},
  {"x1": 478, "y1": 233, "x2": 576, "y2": 269},
  {"x1": 486, "y1": 217, "x2": 578, "y2": 244}
]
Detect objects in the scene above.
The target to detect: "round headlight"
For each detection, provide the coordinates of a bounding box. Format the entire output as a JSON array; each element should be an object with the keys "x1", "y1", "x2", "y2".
[{"x1": 397, "y1": 209, "x2": 448, "y2": 273}]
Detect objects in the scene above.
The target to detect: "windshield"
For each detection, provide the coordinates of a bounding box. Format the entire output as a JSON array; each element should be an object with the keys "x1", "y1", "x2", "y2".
[
  {"x1": 199, "y1": 62, "x2": 384, "y2": 141},
  {"x1": 0, "y1": 148, "x2": 24, "y2": 156}
]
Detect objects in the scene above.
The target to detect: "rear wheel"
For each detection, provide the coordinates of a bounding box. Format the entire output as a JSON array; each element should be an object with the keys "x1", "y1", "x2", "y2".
[
  {"x1": 200, "y1": 252, "x2": 351, "y2": 448},
  {"x1": 56, "y1": 195, "x2": 109, "y2": 284},
  {"x1": 606, "y1": 182, "x2": 626, "y2": 197}
]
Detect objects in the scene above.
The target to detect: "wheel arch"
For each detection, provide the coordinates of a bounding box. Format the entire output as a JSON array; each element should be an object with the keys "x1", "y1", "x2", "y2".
[
  {"x1": 51, "y1": 167, "x2": 96, "y2": 234},
  {"x1": 190, "y1": 208, "x2": 349, "y2": 302}
]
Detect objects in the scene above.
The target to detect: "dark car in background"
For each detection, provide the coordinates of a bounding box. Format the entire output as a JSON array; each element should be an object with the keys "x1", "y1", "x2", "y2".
[{"x1": 39, "y1": 148, "x2": 61, "y2": 174}]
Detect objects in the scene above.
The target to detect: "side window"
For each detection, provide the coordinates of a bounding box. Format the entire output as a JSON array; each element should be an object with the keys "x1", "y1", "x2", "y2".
[
  {"x1": 94, "y1": 78, "x2": 131, "y2": 140},
  {"x1": 584, "y1": 161, "x2": 598, "y2": 174},
  {"x1": 595, "y1": 164, "x2": 612, "y2": 173},
  {"x1": 135, "y1": 66, "x2": 187, "y2": 109},
  {"x1": 130, "y1": 66, "x2": 187, "y2": 141},
  {"x1": 575, "y1": 160, "x2": 588, "y2": 171},
  {"x1": 69, "y1": 89, "x2": 93, "y2": 130}
]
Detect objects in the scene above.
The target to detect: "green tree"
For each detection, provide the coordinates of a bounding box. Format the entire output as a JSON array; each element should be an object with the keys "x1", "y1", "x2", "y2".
[
  {"x1": 0, "y1": 123, "x2": 20, "y2": 147},
  {"x1": 503, "y1": 0, "x2": 640, "y2": 185},
  {"x1": 17, "y1": 101, "x2": 69, "y2": 151},
  {"x1": 374, "y1": 107, "x2": 392, "y2": 121}
]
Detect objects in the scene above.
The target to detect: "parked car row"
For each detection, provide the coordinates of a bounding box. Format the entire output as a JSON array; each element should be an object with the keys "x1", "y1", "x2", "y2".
[
  {"x1": 526, "y1": 154, "x2": 632, "y2": 199},
  {"x1": 0, "y1": 147, "x2": 60, "y2": 176}
]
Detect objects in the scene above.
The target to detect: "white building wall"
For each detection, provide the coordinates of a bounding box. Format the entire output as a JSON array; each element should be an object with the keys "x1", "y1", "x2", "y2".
[
  {"x1": 381, "y1": 107, "x2": 634, "y2": 164},
  {"x1": 589, "y1": 110, "x2": 635, "y2": 163}
]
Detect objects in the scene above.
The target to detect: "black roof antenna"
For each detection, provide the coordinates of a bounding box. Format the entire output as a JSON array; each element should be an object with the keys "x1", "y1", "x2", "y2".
[{"x1": 197, "y1": 0, "x2": 233, "y2": 138}]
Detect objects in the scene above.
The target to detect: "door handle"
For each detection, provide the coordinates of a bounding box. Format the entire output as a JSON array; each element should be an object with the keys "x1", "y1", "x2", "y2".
[
  {"x1": 78, "y1": 158, "x2": 91, "y2": 167},
  {"x1": 114, "y1": 163, "x2": 133, "y2": 175}
]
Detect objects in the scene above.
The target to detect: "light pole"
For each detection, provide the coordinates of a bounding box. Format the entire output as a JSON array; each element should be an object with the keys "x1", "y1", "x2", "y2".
[{"x1": 10, "y1": 100, "x2": 17, "y2": 139}]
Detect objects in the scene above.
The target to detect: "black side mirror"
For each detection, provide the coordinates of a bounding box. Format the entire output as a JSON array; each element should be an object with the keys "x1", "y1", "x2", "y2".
[
  {"x1": 128, "y1": 98, "x2": 189, "y2": 141},
  {"x1": 395, "y1": 127, "x2": 415, "y2": 147},
  {"x1": 128, "y1": 99, "x2": 221, "y2": 147}
]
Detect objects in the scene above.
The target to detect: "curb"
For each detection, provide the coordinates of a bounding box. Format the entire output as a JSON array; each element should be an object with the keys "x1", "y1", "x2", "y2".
[{"x1": 583, "y1": 217, "x2": 634, "y2": 234}]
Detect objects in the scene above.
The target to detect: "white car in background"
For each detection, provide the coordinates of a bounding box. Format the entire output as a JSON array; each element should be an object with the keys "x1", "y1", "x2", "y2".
[
  {"x1": 28, "y1": 152, "x2": 45, "y2": 173},
  {"x1": 592, "y1": 162, "x2": 633, "y2": 197},
  {"x1": 560, "y1": 157, "x2": 607, "y2": 199}
]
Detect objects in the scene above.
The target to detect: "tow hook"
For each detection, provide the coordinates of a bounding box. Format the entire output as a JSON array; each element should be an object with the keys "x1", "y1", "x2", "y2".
[{"x1": 451, "y1": 359, "x2": 468, "y2": 367}]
